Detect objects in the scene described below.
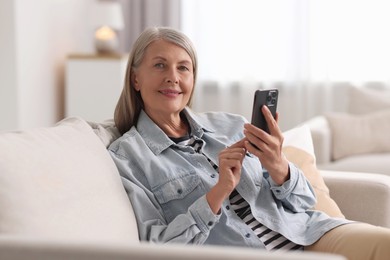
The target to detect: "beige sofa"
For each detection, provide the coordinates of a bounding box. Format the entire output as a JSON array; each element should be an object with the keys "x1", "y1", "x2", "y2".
[
  {"x1": 1, "y1": 117, "x2": 390, "y2": 260},
  {"x1": 306, "y1": 115, "x2": 390, "y2": 176},
  {"x1": 304, "y1": 85, "x2": 390, "y2": 176}
]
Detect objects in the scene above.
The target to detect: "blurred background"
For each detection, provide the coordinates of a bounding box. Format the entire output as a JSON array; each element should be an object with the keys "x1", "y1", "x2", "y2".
[{"x1": 1, "y1": 0, "x2": 390, "y2": 131}]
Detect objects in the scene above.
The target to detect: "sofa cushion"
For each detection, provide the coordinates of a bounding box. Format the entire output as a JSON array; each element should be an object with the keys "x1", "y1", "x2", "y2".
[
  {"x1": 0, "y1": 117, "x2": 138, "y2": 244},
  {"x1": 88, "y1": 119, "x2": 121, "y2": 148},
  {"x1": 348, "y1": 86, "x2": 390, "y2": 114},
  {"x1": 282, "y1": 125, "x2": 345, "y2": 218},
  {"x1": 326, "y1": 109, "x2": 390, "y2": 160},
  {"x1": 318, "y1": 153, "x2": 390, "y2": 176}
]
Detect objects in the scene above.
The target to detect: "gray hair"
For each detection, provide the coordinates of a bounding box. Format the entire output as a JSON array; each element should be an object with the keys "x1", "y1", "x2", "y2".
[{"x1": 114, "y1": 27, "x2": 198, "y2": 135}]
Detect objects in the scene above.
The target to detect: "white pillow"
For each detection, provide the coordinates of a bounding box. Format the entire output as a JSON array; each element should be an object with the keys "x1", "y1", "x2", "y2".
[
  {"x1": 326, "y1": 109, "x2": 390, "y2": 160},
  {"x1": 87, "y1": 119, "x2": 120, "y2": 148},
  {"x1": 0, "y1": 117, "x2": 138, "y2": 244},
  {"x1": 283, "y1": 124, "x2": 315, "y2": 156},
  {"x1": 283, "y1": 125, "x2": 344, "y2": 218}
]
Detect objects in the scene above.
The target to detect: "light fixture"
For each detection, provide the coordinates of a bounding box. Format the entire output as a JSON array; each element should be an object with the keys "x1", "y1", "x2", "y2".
[{"x1": 90, "y1": 1, "x2": 124, "y2": 54}]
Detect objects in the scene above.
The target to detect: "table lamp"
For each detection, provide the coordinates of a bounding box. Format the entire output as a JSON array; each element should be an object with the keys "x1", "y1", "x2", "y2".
[{"x1": 91, "y1": 1, "x2": 124, "y2": 54}]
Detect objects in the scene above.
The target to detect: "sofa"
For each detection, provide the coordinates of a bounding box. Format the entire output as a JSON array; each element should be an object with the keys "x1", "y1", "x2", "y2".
[
  {"x1": 1, "y1": 117, "x2": 390, "y2": 260},
  {"x1": 305, "y1": 115, "x2": 390, "y2": 176},
  {"x1": 304, "y1": 86, "x2": 390, "y2": 176}
]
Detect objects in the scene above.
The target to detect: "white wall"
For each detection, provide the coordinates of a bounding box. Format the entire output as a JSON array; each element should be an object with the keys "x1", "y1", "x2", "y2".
[
  {"x1": 0, "y1": 0, "x2": 18, "y2": 130},
  {"x1": 0, "y1": 0, "x2": 95, "y2": 131}
]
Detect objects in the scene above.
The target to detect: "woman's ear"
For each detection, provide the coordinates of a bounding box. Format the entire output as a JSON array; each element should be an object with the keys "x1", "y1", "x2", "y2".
[{"x1": 131, "y1": 71, "x2": 140, "y2": 91}]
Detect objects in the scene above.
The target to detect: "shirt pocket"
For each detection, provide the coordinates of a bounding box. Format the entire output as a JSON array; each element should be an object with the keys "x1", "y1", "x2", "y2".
[{"x1": 152, "y1": 172, "x2": 206, "y2": 222}]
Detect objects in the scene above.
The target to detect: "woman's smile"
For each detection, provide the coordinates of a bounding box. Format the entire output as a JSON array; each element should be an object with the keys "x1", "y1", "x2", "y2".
[{"x1": 159, "y1": 88, "x2": 183, "y2": 98}]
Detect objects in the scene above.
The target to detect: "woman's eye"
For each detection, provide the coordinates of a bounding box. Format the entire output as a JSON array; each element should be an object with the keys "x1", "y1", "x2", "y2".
[
  {"x1": 178, "y1": 65, "x2": 189, "y2": 71},
  {"x1": 154, "y1": 63, "x2": 165, "y2": 68}
]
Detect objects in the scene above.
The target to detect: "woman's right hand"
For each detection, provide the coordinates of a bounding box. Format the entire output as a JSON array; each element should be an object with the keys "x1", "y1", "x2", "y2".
[{"x1": 206, "y1": 139, "x2": 246, "y2": 214}]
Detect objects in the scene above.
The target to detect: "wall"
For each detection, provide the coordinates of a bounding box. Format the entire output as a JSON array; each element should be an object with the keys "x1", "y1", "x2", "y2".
[
  {"x1": 0, "y1": 0, "x2": 182, "y2": 131},
  {"x1": 0, "y1": 0, "x2": 18, "y2": 130},
  {"x1": 0, "y1": 0, "x2": 94, "y2": 131}
]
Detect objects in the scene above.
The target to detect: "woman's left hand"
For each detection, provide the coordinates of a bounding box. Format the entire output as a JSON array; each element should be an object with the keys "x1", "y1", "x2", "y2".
[{"x1": 243, "y1": 105, "x2": 289, "y2": 185}]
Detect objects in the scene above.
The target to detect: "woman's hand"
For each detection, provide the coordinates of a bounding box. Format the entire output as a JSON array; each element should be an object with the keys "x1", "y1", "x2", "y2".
[
  {"x1": 218, "y1": 141, "x2": 247, "y2": 194},
  {"x1": 206, "y1": 139, "x2": 246, "y2": 214},
  {"x1": 244, "y1": 105, "x2": 290, "y2": 185}
]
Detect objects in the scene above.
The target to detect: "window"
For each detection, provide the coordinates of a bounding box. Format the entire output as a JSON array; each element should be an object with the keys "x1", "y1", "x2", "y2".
[{"x1": 181, "y1": 0, "x2": 390, "y2": 84}]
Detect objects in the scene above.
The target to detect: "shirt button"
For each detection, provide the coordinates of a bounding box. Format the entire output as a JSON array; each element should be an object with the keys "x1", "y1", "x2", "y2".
[
  {"x1": 226, "y1": 205, "x2": 230, "y2": 210},
  {"x1": 207, "y1": 221, "x2": 213, "y2": 226},
  {"x1": 177, "y1": 189, "x2": 183, "y2": 194},
  {"x1": 245, "y1": 233, "x2": 251, "y2": 238}
]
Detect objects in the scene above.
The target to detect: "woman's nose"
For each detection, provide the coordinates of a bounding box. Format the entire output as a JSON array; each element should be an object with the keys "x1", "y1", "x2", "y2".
[{"x1": 165, "y1": 68, "x2": 179, "y2": 84}]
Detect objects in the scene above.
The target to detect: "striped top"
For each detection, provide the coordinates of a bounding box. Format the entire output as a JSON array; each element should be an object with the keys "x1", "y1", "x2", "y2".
[
  {"x1": 229, "y1": 189, "x2": 303, "y2": 251},
  {"x1": 175, "y1": 135, "x2": 303, "y2": 251}
]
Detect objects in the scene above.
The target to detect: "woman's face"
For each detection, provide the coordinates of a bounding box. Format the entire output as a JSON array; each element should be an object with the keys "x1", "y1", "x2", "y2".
[{"x1": 133, "y1": 39, "x2": 194, "y2": 118}]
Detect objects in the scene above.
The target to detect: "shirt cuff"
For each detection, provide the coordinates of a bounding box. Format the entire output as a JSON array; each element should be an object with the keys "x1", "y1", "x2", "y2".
[
  {"x1": 269, "y1": 162, "x2": 300, "y2": 199},
  {"x1": 189, "y1": 194, "x2": 221, "y2": 234}
]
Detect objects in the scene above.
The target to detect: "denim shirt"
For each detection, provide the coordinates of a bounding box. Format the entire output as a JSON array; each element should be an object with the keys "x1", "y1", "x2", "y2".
[{"x1": 108, "y1": 108, "x2": 349, "y2": 248}]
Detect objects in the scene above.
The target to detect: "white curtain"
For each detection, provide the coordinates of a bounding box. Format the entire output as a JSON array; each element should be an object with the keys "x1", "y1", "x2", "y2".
[
  {"x1": 119, "y1": 0, "x2": 181, "y2": 52},
  {"x1": 181, "y1": 0, "x2": 390, "y2": 130}
]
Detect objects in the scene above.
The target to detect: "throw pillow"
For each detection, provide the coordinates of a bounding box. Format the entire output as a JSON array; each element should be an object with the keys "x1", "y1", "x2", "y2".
[
  {"x1": 0, "y1": 117, "x2": 138, "y2": 244},
  {"x1": 283, "y1": 125, "x2": 345, "y2": 218},
  {"x1": 326, "y1": 109, "x2": 390, "y2": 160},
  {"x1": 348, "y1": 86, "x2": 390, "y2": 114},
  {"x1": 88, "y1": 119, "x2": 120, "y2": 148}
]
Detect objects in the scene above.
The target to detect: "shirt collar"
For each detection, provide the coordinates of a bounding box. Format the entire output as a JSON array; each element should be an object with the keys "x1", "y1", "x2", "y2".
[
  {"x1": 136, "y1": 108, "x2": 215, "y2": 155},
  {"x1": 182, "y1": 108, "x2": 215, "y2": 136}
]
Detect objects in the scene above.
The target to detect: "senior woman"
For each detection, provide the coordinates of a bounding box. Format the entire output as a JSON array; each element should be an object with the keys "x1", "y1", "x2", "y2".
[{"x1": 108, "y1": 27, "x2": 390, "y2": 259}]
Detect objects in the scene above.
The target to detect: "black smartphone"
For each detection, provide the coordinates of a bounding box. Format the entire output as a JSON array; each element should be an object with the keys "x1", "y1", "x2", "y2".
[{"x1": 250, "y1": 89, "x2": 279, "y2": 133}]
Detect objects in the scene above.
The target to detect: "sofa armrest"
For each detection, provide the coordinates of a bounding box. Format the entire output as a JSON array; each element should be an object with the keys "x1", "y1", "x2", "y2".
[
  {"x1": 304, "y1": 116, "x2": 332, "y2": 164},
  {"x1": 322, "y1": 170, "x2": 390, "y2": 228},
  {"x1": 0, "y1": 237, "x2": 345, "y2": 260}
]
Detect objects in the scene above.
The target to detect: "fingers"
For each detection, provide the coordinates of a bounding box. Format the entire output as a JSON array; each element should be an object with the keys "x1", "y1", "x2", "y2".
[
  {"x1": 220, "y1": 147, "x2": 246, "y2": 162},
  {"x1": 275, "y1": 111, "x2": 279, "y2": 123},
  {"x1": 244, "y1": 124, "x2": 283, "y2": 151},
  {"x1": 219, "y1": 157, "x2": 243, "y2": 172},
  {"x1": 222, "y1": 139, "x2": 247, "y2": 165},
  {"x1": 218, "y1": 147, "x2": 245, "y2": 191},
  {"x1": 261, "y1": 105, "x2": 280, "y2": 136},
  {"x1": 219, "y1": 147, "x2": 246, "y2": 171},
  {"x1": 244, "y1": 114, "x2": 284, "y2": 160},
  {"x1": 228, "y1": 138, "x2": 247, "y2": 149},
  {"x1": 244, "y1": 123, "x2": 269, "y2": 149}
]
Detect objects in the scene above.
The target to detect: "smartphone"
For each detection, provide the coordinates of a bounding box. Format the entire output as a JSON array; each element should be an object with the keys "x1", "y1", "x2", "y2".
[{"x1": 250, "y1": 89, "x2": 279, "y2": 133}]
